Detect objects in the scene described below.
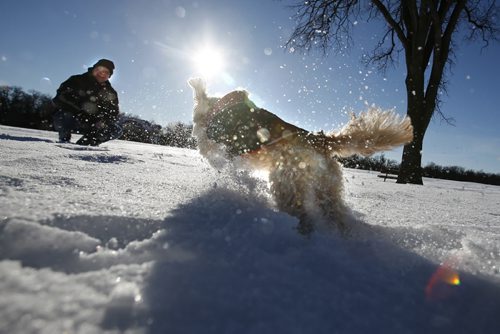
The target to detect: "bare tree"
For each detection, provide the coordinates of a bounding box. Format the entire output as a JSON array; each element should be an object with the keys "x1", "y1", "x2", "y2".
[{"x1": 284, "y1": 0, "x2": 498, "y2": 184}]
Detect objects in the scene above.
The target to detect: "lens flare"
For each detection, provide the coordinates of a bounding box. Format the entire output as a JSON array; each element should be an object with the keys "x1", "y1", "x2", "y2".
[{"x1": 425, "y1": 261, "x2": 461, "y2": 301}]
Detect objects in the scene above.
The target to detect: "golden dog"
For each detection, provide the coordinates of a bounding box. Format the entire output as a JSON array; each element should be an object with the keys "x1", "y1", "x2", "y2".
[{"x1": 189, "y1": 78, "x2": 413, "y2": 234}]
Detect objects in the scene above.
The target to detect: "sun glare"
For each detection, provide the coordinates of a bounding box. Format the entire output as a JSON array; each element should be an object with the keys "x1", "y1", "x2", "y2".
[{"x1": 192, "y1": 46, "x2": 225, "y2": 78}]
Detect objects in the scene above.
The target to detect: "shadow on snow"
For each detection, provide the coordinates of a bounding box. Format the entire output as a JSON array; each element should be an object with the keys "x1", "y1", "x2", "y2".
[
  {"x1": 141, "y1": 188, "x2": 500, "y2": 334},
  {"x1": 1, "y1": 187, "x2": 499, "y2": 333}
]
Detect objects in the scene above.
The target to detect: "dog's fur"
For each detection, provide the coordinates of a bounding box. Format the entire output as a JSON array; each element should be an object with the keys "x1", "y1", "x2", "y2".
[{"x1": 189, "y1": 78, "x2": 413, "y2": 234}]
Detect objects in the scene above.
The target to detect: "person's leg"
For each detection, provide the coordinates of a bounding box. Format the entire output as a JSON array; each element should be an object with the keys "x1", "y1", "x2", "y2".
[
  {"x1": 52, "y1": 110, "x2": 76, "y2": 142},
  {"x1": 75, "y1": 117, "x2": 98, "y2": 146}
]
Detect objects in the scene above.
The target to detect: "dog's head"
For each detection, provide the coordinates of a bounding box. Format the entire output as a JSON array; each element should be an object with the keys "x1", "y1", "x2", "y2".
[
  {"x1": 189, "y1": 78, "x2": 246, "y2": 168},
  {"x1": 188, "y1": 78, "x2": 253, "y2": 126}
]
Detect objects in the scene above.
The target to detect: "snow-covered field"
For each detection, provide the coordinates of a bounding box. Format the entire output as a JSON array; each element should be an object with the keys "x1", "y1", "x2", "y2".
[{"x1": 1, "y1": 124, "x2": 499, "y2": 334}]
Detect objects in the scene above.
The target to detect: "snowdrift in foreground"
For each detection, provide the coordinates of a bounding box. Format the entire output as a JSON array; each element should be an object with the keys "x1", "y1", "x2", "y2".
[{"x1": 1, "y1": 125, "x2": 499, "y2": 334}]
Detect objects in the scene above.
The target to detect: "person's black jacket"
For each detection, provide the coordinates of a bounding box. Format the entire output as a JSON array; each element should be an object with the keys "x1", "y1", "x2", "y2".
[{"x1": 53, "y1": 69, "x2": 119, "y2": 124}]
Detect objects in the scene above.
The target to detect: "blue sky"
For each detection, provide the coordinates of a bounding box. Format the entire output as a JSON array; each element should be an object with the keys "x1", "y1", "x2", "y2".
[{"x1": 1, "y1": 0, "x2": 499, "y2": 173}]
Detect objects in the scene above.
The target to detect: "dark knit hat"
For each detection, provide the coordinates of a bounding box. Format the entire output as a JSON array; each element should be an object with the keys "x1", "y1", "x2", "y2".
[{"x1": 93, "y1": 59, "x2": 115, "y2": 75}]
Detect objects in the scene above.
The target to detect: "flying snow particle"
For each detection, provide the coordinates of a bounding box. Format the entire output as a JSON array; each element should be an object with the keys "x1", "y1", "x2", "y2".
[
  {"x1": 175, "y1": 6, "x2": 186, "y2": 18},
  {"x1": 40, "y1": 77, "x2": 52, "y2": 86},
  {"x1": 264, "y1": 48, "x2": 273, "y2": 56},
  {"x1": 108, "y1": 282, "x2": 143, "y2": 310},
  {"x1": 257, "y1": 128, "x2": 271, "y2": 142},
  {"x1": 107, "y1": 237, "x2": 118, "y2": 249}
]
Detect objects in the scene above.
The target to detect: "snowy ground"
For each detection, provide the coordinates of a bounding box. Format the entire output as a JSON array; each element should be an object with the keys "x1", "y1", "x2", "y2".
[{"x1": 1, "y1": 124, "x2": 499, "y2": 334}]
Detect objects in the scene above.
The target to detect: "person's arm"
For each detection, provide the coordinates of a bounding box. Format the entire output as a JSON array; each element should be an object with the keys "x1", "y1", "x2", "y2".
[
  {"x1": 100, "y1": 87, "x2": 120, "y2": 121},
  {"x1": 53, "y1": 76, "x2": 82, "y2": 113},
  {"x1": 109, "y1": 93, "x2": 119, "y2": 118}
]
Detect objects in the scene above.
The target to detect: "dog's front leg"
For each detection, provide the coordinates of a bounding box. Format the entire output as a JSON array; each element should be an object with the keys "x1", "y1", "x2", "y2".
[
  {"x1": 268, "y1": 150, "x2": 349, "y2": 235},
  {"x1": 268, "y1": 161, "x2": 313, "y2": 234}
]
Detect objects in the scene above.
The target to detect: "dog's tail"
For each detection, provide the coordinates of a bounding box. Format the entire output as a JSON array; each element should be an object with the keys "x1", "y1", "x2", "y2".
[{"x1": 318, "y1": 108, "x2": 413, "y2": 157}]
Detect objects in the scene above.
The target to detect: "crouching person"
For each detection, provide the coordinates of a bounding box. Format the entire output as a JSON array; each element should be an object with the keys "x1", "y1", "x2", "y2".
[{"x1": 53, "y1": 58, "x2": 122, "y2": 146}]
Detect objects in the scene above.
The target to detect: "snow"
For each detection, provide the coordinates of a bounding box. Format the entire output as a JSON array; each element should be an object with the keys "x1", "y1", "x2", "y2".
[{"x1": 1, "y1": 124, "x2": 499, "y2": 334}]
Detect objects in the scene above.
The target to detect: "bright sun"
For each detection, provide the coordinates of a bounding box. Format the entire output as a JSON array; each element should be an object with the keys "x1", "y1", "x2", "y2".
[{"x1": 191, "y1": 46, "x2": 225, "y2": 78}]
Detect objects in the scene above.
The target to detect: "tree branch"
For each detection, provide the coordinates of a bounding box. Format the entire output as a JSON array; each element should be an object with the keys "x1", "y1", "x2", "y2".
[
  {"x1": 463, "y1": 0, "x2": 499, "y2": 48},
  {"x1": 284, "y1": 0, "x2": 362, "y2": 54},
  {"x1": 371, "y1": 0, "x2": 409, "y2": 49}
]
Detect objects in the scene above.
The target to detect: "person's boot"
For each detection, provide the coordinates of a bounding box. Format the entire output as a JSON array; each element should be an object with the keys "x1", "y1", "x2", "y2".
[
  {"x1": 58, "y1": 131, "x2": 71, "y2": 143},
  {"x1": 76, "y1": 136, "x2": 98, "y2": 146}
]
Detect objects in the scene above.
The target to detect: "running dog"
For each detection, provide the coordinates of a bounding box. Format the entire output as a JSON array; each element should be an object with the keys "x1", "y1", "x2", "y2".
[{"x1": 188, "y1": 78, "x2": 413, "y2": 234}]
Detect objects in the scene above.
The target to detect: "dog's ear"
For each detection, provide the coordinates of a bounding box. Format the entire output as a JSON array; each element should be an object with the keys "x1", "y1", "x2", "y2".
[
  {"x1": 188, "y1": 78, "x2": 206, "y2": 97},
  {"x1": 188, "y1": 78, "x2": 208, "y2": 105}
]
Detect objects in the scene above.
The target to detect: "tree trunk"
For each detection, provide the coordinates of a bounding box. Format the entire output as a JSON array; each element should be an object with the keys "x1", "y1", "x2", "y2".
[
  {"x1": 397, "y1": 103, "x2": 426, "y2": 185},
  {"x1": 397, "y1": 131, "x2": 424, "y2": 185},
  {"x1": 397, "y1": 68, "x2": 429, "y2": 185}
]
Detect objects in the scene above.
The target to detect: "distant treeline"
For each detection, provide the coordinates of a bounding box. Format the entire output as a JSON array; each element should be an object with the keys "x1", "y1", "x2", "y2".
[
  {"x1": 0, "y1": 86, "x2": 55, "y2": 130},
  {"x1": 339, "y1": 154, "x2": 500, "y2": 186},
  {"x1": 1, "y1": 86, "x2": 499, "y2": 185}
]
